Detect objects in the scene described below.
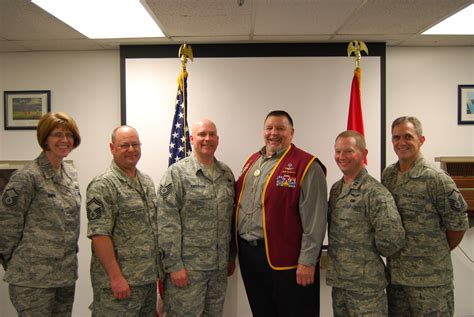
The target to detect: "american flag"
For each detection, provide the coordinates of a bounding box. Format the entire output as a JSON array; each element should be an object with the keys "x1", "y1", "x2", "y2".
[{"x1": 168, "y1": 69, "x2": 192, "y2": 166}]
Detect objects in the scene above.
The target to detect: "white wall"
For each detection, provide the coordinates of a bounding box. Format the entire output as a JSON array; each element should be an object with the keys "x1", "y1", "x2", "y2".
[
  {"x1": 0, "y1": 46, "x2": 473, "y2": 317},
  {"x1": 0, "y1": 50, "x2": 121, "y2": 317}
]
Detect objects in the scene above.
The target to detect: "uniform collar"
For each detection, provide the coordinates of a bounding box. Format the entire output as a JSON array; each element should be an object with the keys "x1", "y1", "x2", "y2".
[
  {"x1": 189, "y1": 154, "x2": 225, "y2": 176},
  {"x1": 396, "y1": 155, "x2": 425, "y2": 179},
  {"x1": 349, "y1": 168, "x2": 368, "y2": 189},
  {"x1": 259, "y1": 144, "x2": 292, "y2": 159},
  {"x1": 37, "y1": 151, "x2": 71, "y2": 182},
  {"x1": 110, "y1": 160, "x2": 143, "y2": 186},
  {"x1": 338, "y1": 168, "x2": 367, "y2": 195}
]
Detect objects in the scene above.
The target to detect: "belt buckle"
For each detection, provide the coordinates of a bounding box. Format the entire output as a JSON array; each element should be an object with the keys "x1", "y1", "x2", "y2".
[{"x1": 248, "y1": 240, "x2": 259, "y2": 246}]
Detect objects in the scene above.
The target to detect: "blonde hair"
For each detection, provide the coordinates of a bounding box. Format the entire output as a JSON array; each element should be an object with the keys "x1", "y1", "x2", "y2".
[{"x1": 335, "y1": 130, "x2": 366, "y2": 151}]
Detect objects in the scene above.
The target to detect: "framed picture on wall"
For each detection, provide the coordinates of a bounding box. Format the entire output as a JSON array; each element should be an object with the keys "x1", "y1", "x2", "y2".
[
  {"x1": 458, "y1": 85, "x2": 474, "y2": 125},
  {"x1": 3, "y1": 90, "x2": 51, "y2": 130}
]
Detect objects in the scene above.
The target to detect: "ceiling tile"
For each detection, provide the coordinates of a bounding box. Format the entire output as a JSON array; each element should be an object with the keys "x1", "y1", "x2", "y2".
[
  {"x1": 0, "y1": 0, "x2": 87, "y2": 40},
  {"x1": 0, "y1": 0, "x2": 472, "y2": 51},
  {"x1": 13, "y1": 39, "x2": 107, "y2": 51},
  {"x1": 145, "y1": 0, "x2": 252, "y2": 36},
  {"x1": 0, "y1": 40, "x2": 29, "y2": 52},
  {"x1": 254, "y1": 0, "x2": 365, "y2": 35},
  {"x1": 400, "y1": 34, "x2": 474, "y2": 46},
  {"x1": 339, "y1": 0, "x2": 471, "y2": 35}
]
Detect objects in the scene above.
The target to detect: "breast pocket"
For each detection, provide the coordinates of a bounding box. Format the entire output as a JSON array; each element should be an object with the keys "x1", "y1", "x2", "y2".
[
  {"x1": 182, "y1": 189, "x2": 216, "y2": 244},
  {"x1": 330, "y1": 247, "x2": 365, "y2": 281},
  {"x1": 117, "y1": 206, "x2": 153, "y2": 242}
]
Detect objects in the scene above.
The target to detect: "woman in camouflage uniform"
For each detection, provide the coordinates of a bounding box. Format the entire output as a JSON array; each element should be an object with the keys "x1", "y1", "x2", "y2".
[{"x1": 0, "y1": 112, "x2": 81, "y2": 316}]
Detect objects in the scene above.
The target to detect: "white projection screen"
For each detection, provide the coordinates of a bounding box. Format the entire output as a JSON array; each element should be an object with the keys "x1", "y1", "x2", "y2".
[
  {"x1": 122, "y1": 44, "x2": 385, "y2": 188},
  {"x1": 121, "y1": 43, "x2": 386, "y2": 316}
]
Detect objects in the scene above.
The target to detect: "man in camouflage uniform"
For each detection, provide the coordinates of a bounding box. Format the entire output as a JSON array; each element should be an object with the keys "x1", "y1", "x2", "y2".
[
  {"x1": 382, "y1": 116, "x2": 469, "y2": 316},
  {"x1": 86, "y1": 125, "x2": 159, "y2": 316},
  {"x1": 326, "y1": 131, "x2": 405, "y2": 316},
  {"x1": 157, "y1": 119, "x2": 235, "y2": 316}
]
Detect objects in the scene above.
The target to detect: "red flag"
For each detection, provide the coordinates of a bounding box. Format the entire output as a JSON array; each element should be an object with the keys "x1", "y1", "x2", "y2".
[{"x1": 347, "y1": 66, "x2": 367, "y2": 163}]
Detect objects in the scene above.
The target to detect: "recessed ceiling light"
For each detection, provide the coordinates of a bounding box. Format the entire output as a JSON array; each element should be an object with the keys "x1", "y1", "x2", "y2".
[
  {"x1": 423, "y1": 4, "x2": 474, "y2": 35},
  {"x1": 32, "y1": 0, "x2": 165, "y2": 39}
]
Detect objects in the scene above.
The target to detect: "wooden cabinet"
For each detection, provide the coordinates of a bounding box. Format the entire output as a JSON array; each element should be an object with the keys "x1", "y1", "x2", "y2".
[{"x1": 435, "y1": 157, "x2": 474, "y2": 219}]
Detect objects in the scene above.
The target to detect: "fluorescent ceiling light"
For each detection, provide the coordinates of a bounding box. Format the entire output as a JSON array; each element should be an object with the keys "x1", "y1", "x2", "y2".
[
  {"x1": 423, "y1": 4, "x2": 474, "y2": 35},
  {"x1": 32, "y1": 0, "x2": 165, "y2": 39}
]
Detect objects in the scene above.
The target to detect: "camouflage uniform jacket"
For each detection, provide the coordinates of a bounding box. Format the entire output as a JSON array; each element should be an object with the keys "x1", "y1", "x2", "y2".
[
  {"x1": 382, "y1": 155, "x2": 468, "y2": 287},
  {"x1": 326, "y1": 168, "x2": 405, "y2": 291},
  {"x1": 87, "y1": 161, "x2": 159, "y2": 288},
  {"x1": 0, "y1": 152, "x2": 81, "y2": 287},
  {"x1": 157, "y1": 155, "x2": 235, "y2": 273}
]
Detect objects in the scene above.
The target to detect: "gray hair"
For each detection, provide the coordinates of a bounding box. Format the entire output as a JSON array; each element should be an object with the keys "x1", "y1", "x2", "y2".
[{"x1": 391, "y1": 116, "x2": 423, "y2": 136}]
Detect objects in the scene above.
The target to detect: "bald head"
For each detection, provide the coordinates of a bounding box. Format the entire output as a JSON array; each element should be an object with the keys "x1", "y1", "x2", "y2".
[
  {"x1": 191, "y1": 119, "x2": 217, "y2": 136},
  {"x1": 111, "y1": 125, "x2": 138, "y2": 143},
  {"x1": 110, "y1": 125, "x2": 141, "y2": 177},
  {"x1": 190, "y1": 119, "x2": 219, "y2": 165}
]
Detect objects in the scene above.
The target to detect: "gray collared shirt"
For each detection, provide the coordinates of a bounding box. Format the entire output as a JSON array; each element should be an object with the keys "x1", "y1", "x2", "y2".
[{"x1": 237, "y1": 146, "x2": 327, "y2": 266}]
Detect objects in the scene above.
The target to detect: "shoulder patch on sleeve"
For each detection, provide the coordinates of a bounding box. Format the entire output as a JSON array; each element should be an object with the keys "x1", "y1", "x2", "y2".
[
  {"x1": 159, "y1": 184, "x2": 172, "y2": 199},
  {"x1": 2, "y1": 188, "x2": 19, "y2": 207},
  {"x1": 87, "y1": 197, "x2": 104, "y2": 220},
  {"x1": 447, "y1": 189, "x2": 466, "y2": 212}
]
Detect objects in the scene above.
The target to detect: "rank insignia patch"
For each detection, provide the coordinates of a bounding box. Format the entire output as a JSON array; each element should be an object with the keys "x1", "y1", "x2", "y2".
[
  {"x1": 159, "y1": 184, "x2": 172, "y2": 199},
  {"x1": 448, "y1": 189, "x2": 466, "y2": 212},
  {"x1": 87, "y1": 197, "x2": 104, "y2": 220},
  {"x1": 2, "y1": 188, "x2": 19, "y2": 207}
]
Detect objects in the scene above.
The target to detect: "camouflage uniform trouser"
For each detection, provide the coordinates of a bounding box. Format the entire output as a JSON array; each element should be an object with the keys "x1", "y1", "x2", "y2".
[
  {"x1": 387, "y1": 284, "x2": 454, "y2": 317},
  {"x1": 8, "y1": 284, "x2": 75, "y2": 317},
  {"x1": 163, "y1": 268, "x2": 227, "y2": 317},
  {"x1": 332, "y1": 286, "x2": 387, "y2": 317},
  {"x1": 90, "y1": 282, "x2": 157, "y2": 317}
]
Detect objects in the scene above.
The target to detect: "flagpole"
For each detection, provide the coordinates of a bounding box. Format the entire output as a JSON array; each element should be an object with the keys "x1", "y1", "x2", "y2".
[
  {"x1": 179, "y1": 43, "x2": 193, "y2": 159},
  {"x1": 168, "y1": 44, "x2": 194, "y2": 166},
  {"x1": 347, "y1": 40, "x2": 369, "y2": 164}
]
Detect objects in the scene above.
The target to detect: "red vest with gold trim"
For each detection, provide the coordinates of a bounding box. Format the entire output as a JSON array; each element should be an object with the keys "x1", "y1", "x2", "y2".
[{"x1": 235, "y1": 144, "x2": 323, "y2": 269}]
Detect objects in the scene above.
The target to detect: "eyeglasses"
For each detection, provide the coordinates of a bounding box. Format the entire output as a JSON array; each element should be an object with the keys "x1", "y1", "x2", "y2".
[
  {"x1": 116, "y1": 142, "x2": 142, "y2": 150},
  {"x1": 49, "y1": 132, "x2": 75, "y2": 140}
]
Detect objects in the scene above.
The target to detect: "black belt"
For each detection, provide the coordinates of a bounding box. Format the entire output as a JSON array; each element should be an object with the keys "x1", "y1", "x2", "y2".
[{"x1": 239, "y1": 236, "x2": 265, "y2": 247}]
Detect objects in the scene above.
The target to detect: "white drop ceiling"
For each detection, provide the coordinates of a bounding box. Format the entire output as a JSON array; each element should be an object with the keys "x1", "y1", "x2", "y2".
[{"x1": 0, "y1": 0, "x2": 473, "y2": 52}]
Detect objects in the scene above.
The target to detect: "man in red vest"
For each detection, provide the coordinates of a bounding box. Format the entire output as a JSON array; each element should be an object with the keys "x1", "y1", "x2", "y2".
[{"x1": 233, "y1": 110, "x2": 327, "y2": 316}]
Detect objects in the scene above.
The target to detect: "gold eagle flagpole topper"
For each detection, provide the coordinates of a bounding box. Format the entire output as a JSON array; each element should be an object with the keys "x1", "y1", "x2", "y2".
[
  {"x1": 347, "y1": 40, "x2": 368, "y2": 68},
  {"x1": 176, "y1": 43, "x2": 193, "y2": 102},
  {"x1": 179, "y1": 43, "x2": 193, "y2": 69}
]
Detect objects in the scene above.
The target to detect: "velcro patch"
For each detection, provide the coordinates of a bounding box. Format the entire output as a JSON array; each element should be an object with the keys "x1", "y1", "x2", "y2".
[
  {"x1": 448, "y1": 189, "x2": 466, "y2": 212},
  {"x1": 87, "y1": 197, "x2": 104, "y2": 220},
  {"x1": 159, "y1": 184, "x2": 172, "y2": 199},
  {"x1": 2, "y1": 188, "x2": 19, "y2": 207}
]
